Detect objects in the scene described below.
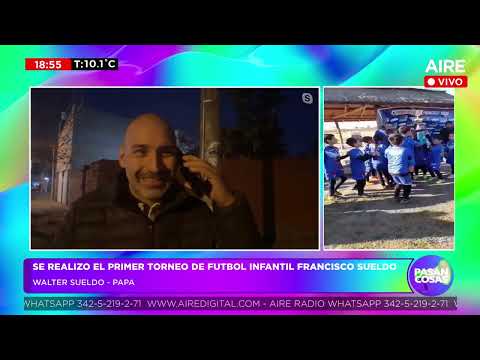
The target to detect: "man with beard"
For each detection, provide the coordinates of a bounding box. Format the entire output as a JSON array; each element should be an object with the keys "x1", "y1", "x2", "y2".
[{"x1": 54, "y1": 113, "x2": 260, "y2": 249}]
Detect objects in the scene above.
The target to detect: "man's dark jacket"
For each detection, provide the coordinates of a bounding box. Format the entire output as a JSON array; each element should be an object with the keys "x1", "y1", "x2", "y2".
[{"x1": 53, "y1": 173, "x2": 261, "y2": 249}]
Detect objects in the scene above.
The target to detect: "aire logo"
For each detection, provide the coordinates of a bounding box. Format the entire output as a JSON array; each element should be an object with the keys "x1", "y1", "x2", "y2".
[{"x1": 424, "y1": 59, "x2": 468, "y2": 88}]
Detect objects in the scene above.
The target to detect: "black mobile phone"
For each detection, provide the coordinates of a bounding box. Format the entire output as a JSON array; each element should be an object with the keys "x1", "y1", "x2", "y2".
[{"x1": 177, "y1": 151, "x2": 212, "y2": 198}]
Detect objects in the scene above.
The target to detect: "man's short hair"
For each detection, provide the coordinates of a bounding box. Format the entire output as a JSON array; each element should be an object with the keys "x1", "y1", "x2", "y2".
[
  {"x1": 346, "y1": 137, "x2": 358, "y2": 147},
  {"x1": 398, "y1": 125, "x2": 410, "y2": 136},
  {"x1": 362, "y1": 136, "x2": 372, "y2": 143},
  {"x1": 389, "y1": 134, "x2": 404, "y2": 146},
  {"x1": 324, "y1": 134, "x2": 335, "y2": 143}
]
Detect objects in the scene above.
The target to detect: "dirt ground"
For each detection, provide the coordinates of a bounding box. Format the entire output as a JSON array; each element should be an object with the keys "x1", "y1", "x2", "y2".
[
  {"x1": 323, "y1": 165, "x2": 454, "y2": 250},
  {"x1": 31, "y1": 192, "x2": 68, "y2": 248}
]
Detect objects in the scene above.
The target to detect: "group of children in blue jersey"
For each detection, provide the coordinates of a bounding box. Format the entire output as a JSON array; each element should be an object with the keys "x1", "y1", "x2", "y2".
[{"x1": 324, "y1": 121, "x2": 454, "y2": 204}]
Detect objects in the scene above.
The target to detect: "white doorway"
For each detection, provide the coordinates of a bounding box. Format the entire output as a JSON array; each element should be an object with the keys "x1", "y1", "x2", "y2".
[
  {"x1": 56, "y1": 171, "x2": 63, "y2": 203},
  {"x1": 61, "y1": 170, "x2": 69, "y2": 205}
]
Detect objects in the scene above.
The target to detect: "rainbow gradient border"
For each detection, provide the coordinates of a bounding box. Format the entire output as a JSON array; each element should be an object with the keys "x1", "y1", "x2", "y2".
[{"x1": 1, "y1": 45, "x2": 480, "y2": 315}]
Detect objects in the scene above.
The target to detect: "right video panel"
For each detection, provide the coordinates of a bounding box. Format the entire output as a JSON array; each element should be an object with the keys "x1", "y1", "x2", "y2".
[{"x1": 323, "y1": 87, "x2": 454, "y2": 250}]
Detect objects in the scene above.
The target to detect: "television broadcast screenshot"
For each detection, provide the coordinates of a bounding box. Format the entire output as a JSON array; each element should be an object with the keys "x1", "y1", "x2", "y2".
[{"x1": 0, "y1": 45, "x2": 478, "y2": 316}]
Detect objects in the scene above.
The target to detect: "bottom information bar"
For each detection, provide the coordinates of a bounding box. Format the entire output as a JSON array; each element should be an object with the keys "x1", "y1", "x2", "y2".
[{"x1": 24, "y1": 296, "x2": 457, "y2": 311}]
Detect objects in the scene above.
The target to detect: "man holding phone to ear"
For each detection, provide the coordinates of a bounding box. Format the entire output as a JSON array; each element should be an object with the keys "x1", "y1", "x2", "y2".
[{"x1": 54, "y1": 113, "x2": 261, "y2": 249}]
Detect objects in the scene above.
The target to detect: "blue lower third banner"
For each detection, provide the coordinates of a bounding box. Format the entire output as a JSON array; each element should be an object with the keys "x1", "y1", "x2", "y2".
[{"x1": 24, "y1": 258, "x2": 414, "y2": 294}]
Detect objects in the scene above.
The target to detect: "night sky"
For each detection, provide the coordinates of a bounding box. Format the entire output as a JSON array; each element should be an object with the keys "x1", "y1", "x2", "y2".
[{"x1": 31, "y1": 88, "x2": 319, "y2": 158}]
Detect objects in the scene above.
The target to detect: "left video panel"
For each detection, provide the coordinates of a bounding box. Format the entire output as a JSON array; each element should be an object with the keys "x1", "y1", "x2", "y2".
[{"x1": 30, "y1": 87, "x2": 320, "y2": 251}]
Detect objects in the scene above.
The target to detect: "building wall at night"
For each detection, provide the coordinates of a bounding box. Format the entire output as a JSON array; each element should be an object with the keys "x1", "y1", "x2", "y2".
[
  {"x1": 222, "y1": 158, "x2": 318, "y2": 249},
  {"x1": 31, "y1": 151, "x2": 52, "y2": 192},
  {"x1": 53, "y1": 105, "x2": 131, "y2": 206},
  {"x1": 71, "y1": 107, "x2": 131, "y2": 170}
]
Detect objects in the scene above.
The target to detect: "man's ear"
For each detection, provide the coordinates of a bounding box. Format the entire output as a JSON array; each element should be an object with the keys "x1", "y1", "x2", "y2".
[{"x1": 118, "y1": 144, "x2": 126, "y2": 169}]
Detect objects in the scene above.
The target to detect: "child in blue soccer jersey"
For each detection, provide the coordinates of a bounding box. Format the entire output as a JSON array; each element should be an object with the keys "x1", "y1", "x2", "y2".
[
  {"x1": 416, "y1": 123, "x2": 431, "y2": 148},
  {"x1": 324, "y1": 134, "x2": 348, "y2": 200},
  {"x1": 445, "y1": 132, "x2": 454, "y2": 176},
  {"x1": 414, "y1": 126, "x2": 436, "y2": 178},
  {"x1": 346, "y1": 137, "x2": 375, "y2": 196},
  {"x1": 430, "y1": 136, "x2": 445, "y2": 180},
  {"x1": 374, "y1": 126, "x2": 389, "y2": 146},
  {"x1": 373, "y1": 134, "x2": 394, "y2": 188},
  {"x1": 362, "y1": 136, "x2": 376, "y2": 182},
  {"x1": 398, "y1": 125, "x2": 416, "y2": 180},
  {"x1": 385, "y1": 134, "x2": 415, "y2": 203}
]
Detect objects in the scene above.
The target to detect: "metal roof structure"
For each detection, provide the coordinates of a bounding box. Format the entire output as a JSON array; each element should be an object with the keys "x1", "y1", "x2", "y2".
[{"x1": 324, "y1": 88, "x2": 454, "y2": 107}]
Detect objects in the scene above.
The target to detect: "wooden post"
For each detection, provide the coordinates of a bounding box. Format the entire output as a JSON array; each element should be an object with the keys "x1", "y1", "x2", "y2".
[
  {"x1": 334, "y1": 120, "x2": 344, "y2": 150},
  {"x1": 199, "y1": 88, "x2": 221, "y2": 168},
  {"x1": 199, "y1": 89, "x2": 220, "y2": 211}
]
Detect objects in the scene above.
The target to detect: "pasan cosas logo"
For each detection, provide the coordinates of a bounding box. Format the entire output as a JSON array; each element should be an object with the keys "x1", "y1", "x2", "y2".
[{"x1": 408, "y1": 255, "x2": 453, "y2": 296}]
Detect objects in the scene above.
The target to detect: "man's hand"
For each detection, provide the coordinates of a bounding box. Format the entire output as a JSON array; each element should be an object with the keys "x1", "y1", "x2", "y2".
[
  {"x1": 181, "y1": 155, "x2": 235, "y2": 208},
  {"x1": 409, "y1": 166, "x2": 415, "y2": 173}
]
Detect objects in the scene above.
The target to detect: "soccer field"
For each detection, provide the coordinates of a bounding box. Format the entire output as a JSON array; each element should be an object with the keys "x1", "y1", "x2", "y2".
[{"x1": 323, "y1": 167, "x2": 454, "y2": 250}]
